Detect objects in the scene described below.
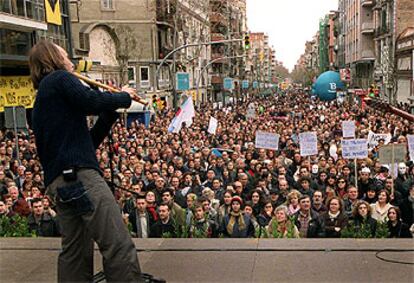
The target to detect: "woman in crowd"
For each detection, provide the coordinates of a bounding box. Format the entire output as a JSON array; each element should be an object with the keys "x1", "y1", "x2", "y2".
[
  {"x1": 267, "y1": 205, "x2": 299, "y2": 238},
  {"x1": 257, "y1": 199, "x2": 274, "y2": 227},
  {"x1": 319, "y1": 197, "x2": 348, "y2": 238},
  {"x1": 348, "y1": 200, "x2": 377, "y2": 238},
  {"x1": 220, "y1": 196, "x2": 255, "y2": 238},
  {"x1": 285, "y1": 189, "x2": 301, "y2": 215},
  {"x1": 387, "y1": 207, "x2": 412, "y2": 238},
  {"x1": 250, "y1": 189, "x2": 264, "y2": 217},
  {"x1": 336, "y1": 177, "x2": 348, "y2": 199},
  {"x1": 218, "y1": 190, "x2": 233, "y2": 225},
  {"x1": 145, "y1": 191, "x2": 158, "y2": 222},
  {"x1": 370, "y1": 189, "x2": 393, "y2": 222}
]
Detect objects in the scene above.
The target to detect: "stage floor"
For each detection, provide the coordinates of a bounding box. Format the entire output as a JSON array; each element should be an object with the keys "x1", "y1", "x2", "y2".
[{"x1": 1, "y1": 238, "x2": 413, "y2": 282}]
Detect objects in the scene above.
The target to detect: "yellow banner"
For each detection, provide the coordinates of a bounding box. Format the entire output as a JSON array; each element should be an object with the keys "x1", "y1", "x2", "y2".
[
  {"x1": 45, "y1": 0, "x2": 62, "y2": 26},
  {"x1": 0, "y1": 76, "x2": 36, "y2": 112}
]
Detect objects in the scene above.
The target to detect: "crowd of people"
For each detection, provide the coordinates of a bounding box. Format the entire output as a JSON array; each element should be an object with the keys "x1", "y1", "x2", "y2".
[{"x1": 0, "y1": 90, "x2": 413, "y2": 239}]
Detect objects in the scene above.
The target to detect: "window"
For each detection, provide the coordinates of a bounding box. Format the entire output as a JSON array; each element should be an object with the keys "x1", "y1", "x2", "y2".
[
  {"x1": 101, "y1": 0, "x2": 114, "y2": 10},
  {"x1": 139, "y1": 66, "x2": 150, "y2": 88},
  {"x1": 0, "y1": 29, "x2": 32, "y2": 57},
  {"x1": 37, "y1": 2, "x2": 69, "y2": 51},
  {"x1": 1, "y1": 0, "x2": 44, "y2": 21},
  {"x1": 127, "y1": 66, "x2": 136, "y2": 83}
]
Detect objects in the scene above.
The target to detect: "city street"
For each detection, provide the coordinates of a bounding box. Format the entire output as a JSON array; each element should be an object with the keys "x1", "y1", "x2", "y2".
[{"x1": 1, "y1": 0, "x2": 414, "y2": 283}]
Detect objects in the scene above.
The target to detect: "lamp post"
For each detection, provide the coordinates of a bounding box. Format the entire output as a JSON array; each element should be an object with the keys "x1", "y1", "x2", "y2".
[
  {"x1": 196, "y1": 54, "x2": 249, "y2": 104},
  {"x1": 155, "y1": 39, "x2": 243, "y2": 109}
]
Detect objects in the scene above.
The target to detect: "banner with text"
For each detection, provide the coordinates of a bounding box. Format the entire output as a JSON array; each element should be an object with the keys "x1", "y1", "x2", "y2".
[
  {"x1": 367, "y1": 131, "x2": 391, "y2": 149},
  {"x1": 255, "y1": 131, "x2": 280, "y2": 150},
  {"x1": 342, "y1": 120, "x2": 355, "y2": 138},
  {"x1": 299, "y1": 132, "x2": 318, "y2": 156},
  {"x1": 0, "y1": 76, "x2": 36, "y2": 112},
  {"x1": 341, "y1": 139, "x2": 368, "y2": 159}
]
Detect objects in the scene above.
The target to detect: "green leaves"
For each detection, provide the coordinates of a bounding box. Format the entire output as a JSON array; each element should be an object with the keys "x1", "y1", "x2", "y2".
[
  {"x1": 0, "y1": 215, "x2": 34, "y2": 237},
  {"x1": 341, "y1": 219, "x2": 389, "y2": 238}
]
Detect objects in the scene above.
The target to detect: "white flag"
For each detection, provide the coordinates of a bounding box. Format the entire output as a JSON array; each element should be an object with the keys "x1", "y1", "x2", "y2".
[{"x1": 207, "y1": 116, "x2": 218, "y2": 135}]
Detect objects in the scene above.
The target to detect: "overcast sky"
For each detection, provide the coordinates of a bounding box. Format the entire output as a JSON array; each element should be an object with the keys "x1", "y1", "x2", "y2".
[{"x1": 246, "y1": 0, "x2": 338, "y2": 72}]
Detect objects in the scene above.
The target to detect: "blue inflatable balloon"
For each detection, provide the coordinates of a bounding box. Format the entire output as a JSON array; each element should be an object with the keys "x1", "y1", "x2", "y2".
[{"x1": 314, "y1": 71, "x2": 344, "y2": 101}]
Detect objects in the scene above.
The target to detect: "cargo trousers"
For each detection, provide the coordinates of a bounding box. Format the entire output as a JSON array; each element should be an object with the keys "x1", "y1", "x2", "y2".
[{"x1": 47, "y1": 168, "x2": 142, "y2": 282}]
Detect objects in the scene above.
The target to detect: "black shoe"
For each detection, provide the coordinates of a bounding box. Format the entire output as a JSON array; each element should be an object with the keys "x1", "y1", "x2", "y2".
[
  {"x1": 93, "y1": 271, "x2": 166, "y2": 283},
  {"x1": 140, "y1": 273, "x2": 166, "y2": 283}
]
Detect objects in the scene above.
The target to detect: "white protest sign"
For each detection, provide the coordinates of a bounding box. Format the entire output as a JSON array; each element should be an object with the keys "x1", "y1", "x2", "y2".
[
  {"x1": 255, "y1": 131, "x2": 280, "y2": 150},
  {"x1": 408, "y1": 135, "x2": 414, "y2": 161},
  {"x1": 299, "y1": 132, "x2": 318, "y2": 156},
  {"x1": 342, "y1": 121, "x2": 355, "y2": 138},
  {"x1": 329, "y1": 143, "x2": 338, "y2": 161},
  {"x1": 246, "y1": 108, "x2": 256, "y2": 119},
  {"x1": 341, "y1": 139, "x2": 368, "y2": 159},
  {"x1": 367, "y1": 131, "x2": 391, "y2": 149},
  {"x1": 207, "y1": 116, "x2": 218, "y2": 135},
  {"x1": 379, "y1": 143, "x2": 407, "y2": 164}
]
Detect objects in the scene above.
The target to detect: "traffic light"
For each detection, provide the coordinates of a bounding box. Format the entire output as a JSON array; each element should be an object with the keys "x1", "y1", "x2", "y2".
[
  {"x1": 244, "y1": 33, "x2": 250, "y2": 50},
  {"x1": 152, "y1": 95, "x2": 157, "y2": 109}
]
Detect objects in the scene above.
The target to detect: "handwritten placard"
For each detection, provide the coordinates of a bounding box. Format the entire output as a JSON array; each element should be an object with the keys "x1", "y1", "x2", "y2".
[
  {"x1": 255, "y1": 131, "x2": 280, "y2": 150},
  {"x1": 367, "y1": 131, "x2": 391, "y2": 149},
  {"x1": 207, "y1": 116, "x2": 218, "y2": 135},
  {"x1": 408, "y1": 135, "x2": 414, "y2": 161},
  {"x1": 299, "y1": 132, "x2": 318, "y2": 156},
  {"x1": 342, "y1": 120, "x2": 355, "y2": 138},
  {"x1": 0, "y1": 76, "x2": 36, "y2": 112},
  {"x1": 379, "y1": 143, "x2": 407, "y2": 164},
  {"x1": 341, "y1": 139, "x2": 368, "y2": 159},
  {"x1": 246, "y1": 108, "x2": 256, "y2": 119}
]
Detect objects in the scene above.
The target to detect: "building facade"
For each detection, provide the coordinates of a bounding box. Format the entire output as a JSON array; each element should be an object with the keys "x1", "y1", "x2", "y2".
[
  {"x1": 69, "y1": 0, "x2": 210, "y2": 107},
  {"x1": 333, "y1": 0, "x2": 413, "y2": 103},
  {"x1": 1, "y1": 0, "x2": 72, "y2": 125},
  {"x1": 209, "y1": 0, "x2": 247, "y2": 104}
]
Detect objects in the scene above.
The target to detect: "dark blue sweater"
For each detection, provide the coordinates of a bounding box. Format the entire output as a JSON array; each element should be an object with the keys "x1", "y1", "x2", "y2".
[{"x1": 32, "y1": 70, "x2": 131, "y2": 186}]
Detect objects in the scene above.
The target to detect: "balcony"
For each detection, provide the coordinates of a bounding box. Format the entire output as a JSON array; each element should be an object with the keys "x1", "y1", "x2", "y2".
[
  {"x1": 156, "y1": 0, "x2": 175, "y2": 23},
  {"x1": 210, "y1": 12, "x2": 227, "y2": 26},
  {"x1": 361, "y1": 49, "x2": 375, "y2": 60},
  {"x1": 361, "y1": 22, "x2": 375, "y2": 34},
  {"x1": 159, "y1": 45, "x2": 173, "y2": 59},
  {"x1": 361, "y1": 0, "x2": 375, "y2": 7},
  {"x1": 375, "y1": 26, "x2": 391, "y2": 37},
  {"x1": 211, "y1": 75, "x2": 223, "y2": 84},
  {"x1": 211, "y1": 33, "x2": 225, "y2": 42},
  {"x1": 210, "y1": 0, "x2": 228, "y2": 8},
  {"x1": 0, "y1": 0, "x2": 47, "y2": 31},
  {"x1": 211, "y1": 52, "x2": 226, "y2": 63}
]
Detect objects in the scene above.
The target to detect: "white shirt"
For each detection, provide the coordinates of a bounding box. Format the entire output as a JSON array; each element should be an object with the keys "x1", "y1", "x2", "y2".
[{"x1": 138, "y1": 213, "x2": 148, "y2": 238}]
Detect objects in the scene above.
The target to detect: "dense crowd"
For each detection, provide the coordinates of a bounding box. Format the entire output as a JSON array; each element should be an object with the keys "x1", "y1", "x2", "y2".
[{"x1": 0, "y1": 90, "x2": 413, "y2": 239}]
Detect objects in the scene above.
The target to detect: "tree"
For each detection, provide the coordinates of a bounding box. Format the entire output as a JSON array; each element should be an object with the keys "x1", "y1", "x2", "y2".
[{"x1": 114, "y1": 25, "x2": 140, "y2": 85}]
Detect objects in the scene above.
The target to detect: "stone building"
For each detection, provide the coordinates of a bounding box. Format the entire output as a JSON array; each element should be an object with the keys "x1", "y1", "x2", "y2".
[
  {"x1": 209, "y1": 0, "x2": 247, "y2": 103},
  {"x1": 69, "y1": 0, "x2": 210, "y2": 107},
  {"x1": 373, "y1": 0, "x2": 414, "y2": 103}
]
